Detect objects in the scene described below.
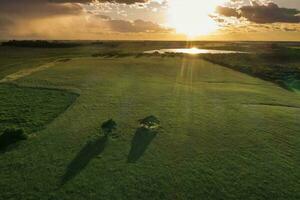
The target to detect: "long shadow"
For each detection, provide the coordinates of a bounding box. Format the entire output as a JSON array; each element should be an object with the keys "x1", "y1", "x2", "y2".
[
  {"x1": 61, "y1": 135, "x2": 108, "y2": 185},
  {"x1": 0, "y1": 133, "x2": 26, "y2": 153},
  {"x1": 127, "y1": 127, "x2": 157, "y2": 163}
]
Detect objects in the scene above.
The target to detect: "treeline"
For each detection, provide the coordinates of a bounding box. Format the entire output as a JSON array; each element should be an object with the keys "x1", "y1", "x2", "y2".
[
  {"x1": 91, "y1": 41, "x2": 120, "y2": 48},
  {"x1": 1, "y1": 40, "x2": 80, "y2": 48},
  {"x1": 200, "y1": 51, "x2": 300, "y2": 90}
]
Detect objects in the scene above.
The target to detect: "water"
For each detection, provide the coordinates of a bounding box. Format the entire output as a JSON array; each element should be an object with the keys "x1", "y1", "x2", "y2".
[{"x1": 144, "y1": 48, "x2": 244, "y2": 55}]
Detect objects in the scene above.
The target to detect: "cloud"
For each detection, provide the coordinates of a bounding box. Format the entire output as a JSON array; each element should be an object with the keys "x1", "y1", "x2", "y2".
[
  {"x1": 0, "y1": 0, "x2": 151, "y2": 19},
  {"x1": 91, "y1": 14, "x2": 170, "y2": 33},
  {"x1": 217, "y1": 1, "x2": 300, "y2": 23},
  {"x1": 50, "y1": 0, "x2": 150, "y2": 4},
  {"x1": 0, "y1": 17, "x2": 13, "y2": 27},
  {"x1": 216, "y1": 6, "x2": 240, "y2": 18},
  {"x1": 0, "y1": 0, "x2": 84, "y2": 18},
  {"x1": 0, "y1": 0, "x2": 299, "y2": 40},
  {"x1": 0, "y1": 4, "x2": 170, "y2": 39},
  {"x1": 0, "y1": 0, "x2": 169, "y2": 39},
  {"x1": 106, "y1": 19, "x2": 170, "y2": 32}
]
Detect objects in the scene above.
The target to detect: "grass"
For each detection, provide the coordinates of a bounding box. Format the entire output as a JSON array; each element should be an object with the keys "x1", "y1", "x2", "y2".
[
  {"x1": 0, "y1": 84, "x2": 78, "y2": 134},
  {"x1": 0, "y1": 42, "x2": 299, "y2": 199}
]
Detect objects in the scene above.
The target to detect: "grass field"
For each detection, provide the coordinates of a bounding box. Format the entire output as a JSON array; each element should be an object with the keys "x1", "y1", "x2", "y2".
[
  {"x1": 0, "y1": 84, "x2": 78, "y2": 134},
  {"x1": 0, "y1": 42, "x2": 300, "y2": 199}
]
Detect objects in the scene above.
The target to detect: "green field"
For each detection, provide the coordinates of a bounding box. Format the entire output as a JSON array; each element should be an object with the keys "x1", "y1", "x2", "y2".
[
  {"x1": 0, "y1": 42, "x2": 300, "y2": 199},
  {"x1": 0, "y1": 84, "x2": 78, "y2": 134}
]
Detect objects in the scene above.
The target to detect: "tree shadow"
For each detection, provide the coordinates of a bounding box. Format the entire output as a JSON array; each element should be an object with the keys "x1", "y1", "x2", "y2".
[
  {"x1": 61, "y1": 135, "x2": 108, "y2": 185},
  {"x1": 0, "y1": 128, "x2": 27, "y2": 153},
  {"x1": 127, "y1": 127, "x2": 157, "y2": 163}
]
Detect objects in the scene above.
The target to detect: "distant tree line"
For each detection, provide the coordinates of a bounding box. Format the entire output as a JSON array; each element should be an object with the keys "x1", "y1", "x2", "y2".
[
  {"x1": 91, "y1": 41, "x2": 120, "y2": 48},
  {"x1": 201, "y1": 49, "x2": 300, "y2": 90},
  {"x1": 1, "y1": 40, "x2": 80, "y2": 48}
]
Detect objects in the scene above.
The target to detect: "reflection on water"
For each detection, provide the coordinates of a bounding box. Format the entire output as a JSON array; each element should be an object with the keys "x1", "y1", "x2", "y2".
[{"x1": 144, "y1": 48, "x2": 244, "y2": 55}]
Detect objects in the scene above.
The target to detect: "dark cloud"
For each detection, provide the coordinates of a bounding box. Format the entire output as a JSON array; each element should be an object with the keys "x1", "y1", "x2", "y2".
[
  {"x1": 49, "y1": 0, "x2": 149, "y2": 4},
  {"x1": 216, "y1": 6, "x2": 240, "y2": 18},
  {"x1": 0, "y1": 0, "x2": 151, "y2": 39},
  {"x1": 0, "y1": 0, "x2": 170, "y2": 39},
  {"x1": 0, "y1": 0, "x2": 83, "y2": 18},
  {"x1": 241, "y1": 2, "x2": 300, "y2": 23},
  {"x1": 217, "y1": 2, "x2": 300, "y2": 24},
  {"x1": 0, "y1": 17, "x2": 13, "y2": 31},
  {"x1": 49, "y1": 0, "x2": 92, "y2": 3},
  {"x1": 0, "y1": 0, "x2": 85, "y2": 36},
  {"x1": 0, "y1": 0, "x2": 150, "y2": 19},
  {"x1": 100, "y1": 0, "x2": 148, "y2": 3},
  {"x1": 283, "y1": 27, "x2": 297, "y2": 32},
  {"x1": 96, "y1": 15, "x2": 112, "y2": 20}
]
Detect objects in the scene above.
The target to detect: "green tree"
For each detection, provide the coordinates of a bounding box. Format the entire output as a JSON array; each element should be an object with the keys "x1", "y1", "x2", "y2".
[
  {"x1": 138, "y1": 115, "x2": 160, "y2": 129},
  {"x1": 101, "y1": 119, "x2": 117, "y2": 136}
]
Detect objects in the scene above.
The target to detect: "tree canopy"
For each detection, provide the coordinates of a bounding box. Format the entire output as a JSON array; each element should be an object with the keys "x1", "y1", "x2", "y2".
[
  {"x1": 138, "y1": 115, "x2": 160, "y2": 129},
  {"x1": 101, "y1": 119, "x2": 117, "y2": 136}
]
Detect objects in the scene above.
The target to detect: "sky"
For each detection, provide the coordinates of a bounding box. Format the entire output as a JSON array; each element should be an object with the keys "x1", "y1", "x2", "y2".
[{"x1": 0, "y1": 0, "x2": 299, "y2": 41}]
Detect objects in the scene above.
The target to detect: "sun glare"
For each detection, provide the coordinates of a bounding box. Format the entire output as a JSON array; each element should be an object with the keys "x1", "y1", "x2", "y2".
[{"x1": 167, "y1": 0, "x2": 226, "y2": 38}]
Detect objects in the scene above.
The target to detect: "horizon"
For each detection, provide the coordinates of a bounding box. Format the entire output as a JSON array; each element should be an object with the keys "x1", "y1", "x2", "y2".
[{"x1": 1, "y1": 39, "x2": 300, "y2": 43}]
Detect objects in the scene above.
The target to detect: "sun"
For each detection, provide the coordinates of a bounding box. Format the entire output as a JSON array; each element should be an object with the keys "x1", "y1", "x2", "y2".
[{"x1": 167, "y1": 0, "x2": 225, "y2": 38}]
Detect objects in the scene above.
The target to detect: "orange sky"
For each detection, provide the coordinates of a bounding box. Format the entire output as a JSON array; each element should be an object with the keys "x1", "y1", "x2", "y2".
[{"x1": 0, "y1": 0, "x2": 299, "y2": 41}]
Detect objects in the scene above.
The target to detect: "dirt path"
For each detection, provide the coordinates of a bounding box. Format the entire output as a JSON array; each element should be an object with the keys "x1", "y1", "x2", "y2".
[{"x1": 0, "y1": 60, "x2": 63, "y2": 83}]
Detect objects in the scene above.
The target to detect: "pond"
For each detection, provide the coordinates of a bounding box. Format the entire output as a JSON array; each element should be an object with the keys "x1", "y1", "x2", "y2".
[{"x1": 144, "y1": 47, "x2": 245, "y2": 55}]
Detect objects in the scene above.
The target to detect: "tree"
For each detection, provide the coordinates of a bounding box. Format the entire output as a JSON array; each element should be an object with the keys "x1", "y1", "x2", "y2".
[
  {"x1": 138, "y1": 115, "x2": 160, "y2": 129},
  {"x1": 101, "y1": 119, "x2": 117, "y2": 136}
]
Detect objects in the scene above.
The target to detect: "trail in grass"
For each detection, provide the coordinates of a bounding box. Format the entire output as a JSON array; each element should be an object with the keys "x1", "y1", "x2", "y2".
[
  {"x1": 0, "y1": 59, "x2": 70, "y2": 83},
  {"x1": 242, "y1": 103, "x2": 300, "y2": 109}
]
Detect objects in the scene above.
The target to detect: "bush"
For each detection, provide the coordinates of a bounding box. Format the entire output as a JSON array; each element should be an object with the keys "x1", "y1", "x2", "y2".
[
  {"x1": 101, "y1": 119, "x2": 117, "y2": 136},
  {"x1": 0, "y1": 128, "x2": 28, "y2": 150},
  {"x1": 139, "y1": 115, "x2": 160, "y2": 129}
]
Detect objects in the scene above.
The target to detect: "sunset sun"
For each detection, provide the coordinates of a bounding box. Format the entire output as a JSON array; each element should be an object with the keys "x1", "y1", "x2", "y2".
[{"x1": 167, "y1": 0, "x2": 226, "y2": 37}]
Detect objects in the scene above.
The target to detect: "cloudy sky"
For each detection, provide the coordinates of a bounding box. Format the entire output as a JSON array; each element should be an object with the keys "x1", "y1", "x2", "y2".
[{"x1": 0, "y1": 0, "x2": 299, "y2": 40}]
